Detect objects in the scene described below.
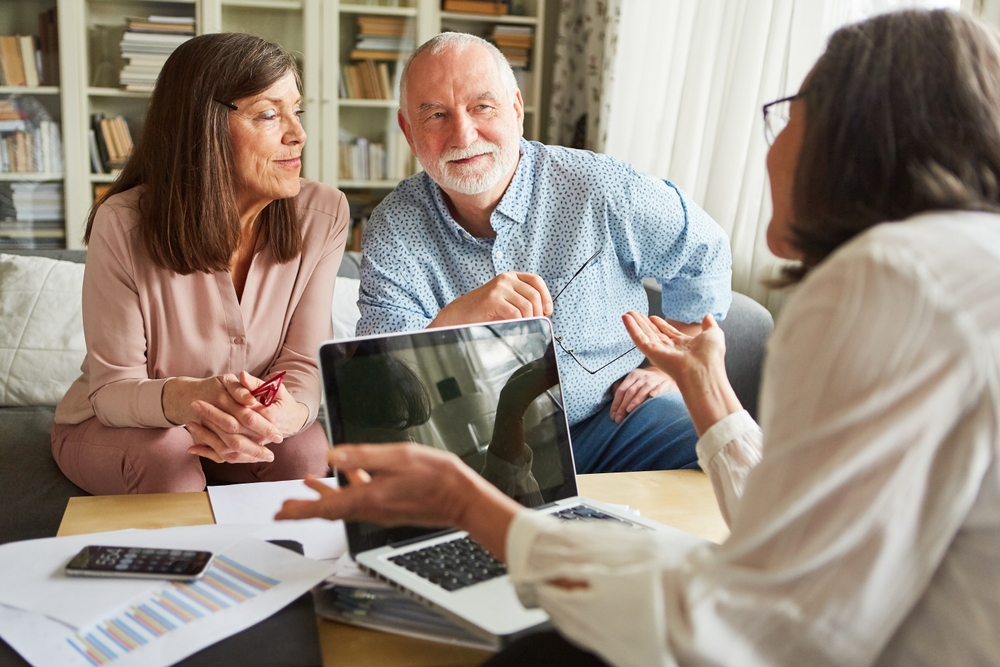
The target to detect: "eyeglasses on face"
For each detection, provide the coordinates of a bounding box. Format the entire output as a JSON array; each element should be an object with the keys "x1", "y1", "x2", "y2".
[
  {"x1": 550, "y1": 245, "x2": 639, "y2": 375},
  {"x1": 762, "y1": 94, "x2": 798, "y2": 146}
]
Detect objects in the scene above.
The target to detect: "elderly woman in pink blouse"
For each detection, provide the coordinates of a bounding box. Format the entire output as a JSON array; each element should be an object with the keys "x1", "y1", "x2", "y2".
[{"x1": 51, "y1": 33, "x2": 349, "y2": 494}]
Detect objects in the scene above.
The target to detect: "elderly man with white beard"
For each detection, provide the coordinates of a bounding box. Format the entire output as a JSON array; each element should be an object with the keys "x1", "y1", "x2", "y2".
[{"x1": 355, "y1": 32, "x2": 732, "y2": 473}]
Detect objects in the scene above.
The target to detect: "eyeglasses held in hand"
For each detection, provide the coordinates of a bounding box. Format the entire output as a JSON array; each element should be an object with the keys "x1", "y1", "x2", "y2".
[
  {"x1": 762, "y1": 94, "x2": 798, "y2": 146},
  {"x1": 550, "y1": 246, "x2": 639, "y2": 375},
  {"x1": 252, "y1": 371, "x2": 286, "y2": 407}
]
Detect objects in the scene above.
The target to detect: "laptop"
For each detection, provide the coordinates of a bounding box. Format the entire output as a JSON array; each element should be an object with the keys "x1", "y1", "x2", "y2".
[{"x1": 318, "y1": 317, "x2": 705, "y2": 649}]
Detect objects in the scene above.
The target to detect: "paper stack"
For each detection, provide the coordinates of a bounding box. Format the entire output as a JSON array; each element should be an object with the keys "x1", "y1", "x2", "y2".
[
  {"x1": 314, "y1": 553, "x2": 493, "y2": 650},
  {"x1": 0, "y1": 525, "x2": 336, "y2": 667}
]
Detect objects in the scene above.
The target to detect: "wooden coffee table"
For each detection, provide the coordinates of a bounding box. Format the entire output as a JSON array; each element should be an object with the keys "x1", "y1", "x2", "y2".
[{"x1": 58, "y1": 471, "x2": 727, "y2": 667}]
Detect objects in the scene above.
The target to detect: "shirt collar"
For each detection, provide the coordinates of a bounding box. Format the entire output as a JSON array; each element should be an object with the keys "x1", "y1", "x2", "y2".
[{"x1": 493, "y1": 138, "x2": 533, "y2": 226}]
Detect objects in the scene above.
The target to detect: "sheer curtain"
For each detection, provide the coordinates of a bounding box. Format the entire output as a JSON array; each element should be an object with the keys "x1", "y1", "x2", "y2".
[{"x1": 598, "y1": 0, "x2": 958, "y2": 313}]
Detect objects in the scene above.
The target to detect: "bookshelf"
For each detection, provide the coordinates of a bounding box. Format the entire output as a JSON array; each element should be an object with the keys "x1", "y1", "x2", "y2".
[
  {"x1": 0, "y1": 0, "x2": 70, "y2": 250},
  {"x1": 1, "y1": 0, "x2": 550, "y2": 250}
]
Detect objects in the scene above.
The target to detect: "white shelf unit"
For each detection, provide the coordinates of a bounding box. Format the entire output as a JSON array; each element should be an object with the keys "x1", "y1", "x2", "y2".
[
  {"x1": 8, "y1": 0, "x2": 550, "y2": 249},
  {"x1": 330, "y1": 0, "x2": 547, "y2": 182},
  {"x1": 0, "y1": 1, "x2": 71, "y2": 248}
]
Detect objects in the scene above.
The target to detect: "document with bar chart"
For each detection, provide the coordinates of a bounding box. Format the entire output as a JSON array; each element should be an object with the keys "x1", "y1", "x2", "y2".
[{"x1": 0, "y1": 537, "x2": 336, "y2": 667}]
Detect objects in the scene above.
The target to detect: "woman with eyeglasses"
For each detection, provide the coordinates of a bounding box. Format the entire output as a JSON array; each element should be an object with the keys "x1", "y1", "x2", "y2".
[
  {"x1": 51, "y1": 33, "x2": 349, "y2": 494},
  {"x1": 278, "y1": 9, "x2": 1000, "y2": 665}
]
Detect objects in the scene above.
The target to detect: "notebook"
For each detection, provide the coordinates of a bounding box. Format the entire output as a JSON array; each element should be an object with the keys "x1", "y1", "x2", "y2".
[{"x1": 318, "y1": 317, "x2": 705, "y2": 649}]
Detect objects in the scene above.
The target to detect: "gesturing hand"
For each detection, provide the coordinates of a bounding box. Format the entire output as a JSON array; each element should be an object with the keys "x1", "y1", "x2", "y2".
[
  {"x1": 276, "y1": 443, "x2": 523, "y2": 560},
  {"x1": 429, "y1": 272, "x2": 553, "y2": 328},
  {"x1": 622, "y1": 312, "x2": 727, "y2": 388},
  {"x1": 622, "y1": 311, "x2": 742, "y2": 436},
  {"x1": 276, "y1": 444, "x2": 477, "y2": 528}
]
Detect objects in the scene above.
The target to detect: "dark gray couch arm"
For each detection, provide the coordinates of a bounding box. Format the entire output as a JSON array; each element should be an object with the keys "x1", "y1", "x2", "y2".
[{"x1": 644, "y1": 281, "x2": 773, "y2": 420}]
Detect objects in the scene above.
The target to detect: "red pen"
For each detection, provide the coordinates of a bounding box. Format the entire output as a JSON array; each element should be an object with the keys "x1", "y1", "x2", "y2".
[{"x1": 251, "y1": 371, "x2": 286, "y2": 407}]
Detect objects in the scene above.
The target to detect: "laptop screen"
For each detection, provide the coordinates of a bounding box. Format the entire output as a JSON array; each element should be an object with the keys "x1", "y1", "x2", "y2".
[{"x1": 319, "y1": 318, "x2": 578, "y2": 554}]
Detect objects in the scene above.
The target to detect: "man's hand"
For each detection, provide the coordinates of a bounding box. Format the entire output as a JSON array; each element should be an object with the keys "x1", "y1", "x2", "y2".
[
  {"x1": 609, "y1": 366, "x2": 679, "y2": 423},
  {"x1": 429, "y1": 272, "x2": 553, "y2": 328}
]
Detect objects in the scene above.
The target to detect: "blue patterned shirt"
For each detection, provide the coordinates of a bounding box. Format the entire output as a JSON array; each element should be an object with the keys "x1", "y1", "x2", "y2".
[{"x1": 358, "y1": 139, "x2": 732, "y2": 424}]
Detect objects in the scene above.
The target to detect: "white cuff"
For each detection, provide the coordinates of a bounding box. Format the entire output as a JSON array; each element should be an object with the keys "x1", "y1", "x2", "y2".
[
  {"x1": 696, "y1": 409, "x2": 759, "y2": 470},
  {"x1": 505, "y1": 509, "x2": 559, "y2": 608}
]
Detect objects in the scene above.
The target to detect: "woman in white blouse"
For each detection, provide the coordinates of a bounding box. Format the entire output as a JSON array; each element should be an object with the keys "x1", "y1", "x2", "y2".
[{"x1": 279, "y1": 9, "x2": 1000, "y2": 666}]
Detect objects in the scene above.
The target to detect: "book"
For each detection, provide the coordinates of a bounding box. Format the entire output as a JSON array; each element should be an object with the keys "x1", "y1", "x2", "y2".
[
  {"x1": 377, "y1": 63, "x2": 392, "y2": 100},
  {"x1": 0, "y1": 35, "x2": 26, "y2": 87},
  {"x1": 349, "y1": 49, "x2": 408, "y2": 61},
  {"x1": 19, "y1": 36, "x2": 39, "y2": 87},
  {"x1": 88, "y1": 129, "x2": 105, "y2": 174},
  {"x1": 443, "y1": 0, "x2": 509, "y2": 15},
  {"x1": 37, "y1": 8, "x2": 59, "y2": 86},
  {"x1": 90, "y1": 114, "x2": 110, "y2": 171}
]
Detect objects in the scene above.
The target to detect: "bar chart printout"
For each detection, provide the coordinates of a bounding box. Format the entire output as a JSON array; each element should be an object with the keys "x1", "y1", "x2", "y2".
[{"x1": 66, "y1": 555, "x2": 278, "y2": 666}]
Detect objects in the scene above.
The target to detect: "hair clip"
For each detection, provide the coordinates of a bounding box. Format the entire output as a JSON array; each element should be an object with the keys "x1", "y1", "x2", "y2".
[
  {"x1": 214, "y1": 98, "x2": 238, "y2": 111},
  {"x1": 251, "y1": 371, "x2": 286, "y2": 407}
]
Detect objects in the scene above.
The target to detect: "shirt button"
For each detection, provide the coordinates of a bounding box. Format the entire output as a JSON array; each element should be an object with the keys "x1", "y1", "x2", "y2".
[
  {"x1": 234, "y1": 337, "x2": 244, "y2": 345},
  {"x1": 496, "y1": 250, "x2": 505, "y2": 260}
]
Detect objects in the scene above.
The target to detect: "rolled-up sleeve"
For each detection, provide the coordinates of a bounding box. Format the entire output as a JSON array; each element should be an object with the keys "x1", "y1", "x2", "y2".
[{"x1": 622, "y1": 175, "x2": 732, "y2": 323}]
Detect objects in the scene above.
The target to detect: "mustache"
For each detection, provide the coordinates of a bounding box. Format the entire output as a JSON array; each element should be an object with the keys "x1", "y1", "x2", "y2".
[{"x1": 441, "y1": 141, "x2": 499, "y2": 163}]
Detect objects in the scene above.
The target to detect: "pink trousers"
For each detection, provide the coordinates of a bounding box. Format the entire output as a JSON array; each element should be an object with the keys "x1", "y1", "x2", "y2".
[{"x1": 51, "y1": 418, "x2": 330, "y2": 495}]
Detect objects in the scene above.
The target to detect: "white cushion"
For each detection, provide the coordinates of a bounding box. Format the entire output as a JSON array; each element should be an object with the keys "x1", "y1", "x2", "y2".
[
  {"x1": 0, "y1": 253, "x2": 85, "y2": 406},
  {"x1": 332, "y1": 276, "x2": 361, "y2": 340}
]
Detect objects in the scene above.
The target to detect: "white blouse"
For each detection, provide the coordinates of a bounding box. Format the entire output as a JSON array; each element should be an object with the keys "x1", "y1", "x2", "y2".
[{"x1": 506, "y1": 211, "x2": 1000, "y2": 667}]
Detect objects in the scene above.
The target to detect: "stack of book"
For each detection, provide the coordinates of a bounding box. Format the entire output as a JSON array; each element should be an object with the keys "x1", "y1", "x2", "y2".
[
  {"x1": 442, "y1": 0, "x2": 509, "y2": 15},
  {"x1": 341, "y1": 60, "x2": 394, "y2": 100},
  {"x1": 0, "y1": 34, "x2": 42, "y2": 87},
  {"x1": 88, "y1": 114, "x2": 133, "y2": 173},
  {"x1": 492, "y1": 25, "x2": 533, "y2": 68},
  {"x1": 119, "y1": 16, "x2": 195, "y2": 93},
  {"x1": 8, "y1": 182, "x2": 63, "y2": 226},
  {"x1": 350, "y1": 16, "x2": 414, "y2": 61},
  {"x1": 0, "y1": 97, "x2": 63, "y2": 175},
  {"x1": 339, "y1": 135, "x2": 387, "y2": 182},
  {"x1": 339, "y1": 128, "x2": 417, "y2": 183}
]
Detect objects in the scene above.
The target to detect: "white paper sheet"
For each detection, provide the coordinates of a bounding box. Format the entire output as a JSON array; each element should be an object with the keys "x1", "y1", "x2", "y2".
[
  {"x1": 0, "y1": 524, "x2": 254, "y2": 628},
  {"x1": 207, "y1": 479, "x2": 346, "y2": 560},
  {"x1": 0, "y1": 537, "x2": 336, "y2": 667}
]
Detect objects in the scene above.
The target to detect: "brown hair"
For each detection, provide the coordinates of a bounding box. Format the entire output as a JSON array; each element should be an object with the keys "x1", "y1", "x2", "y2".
[
  {"x1": 84, "y1": 32, "x2": 303, "y2": 274},
  {"x1": 786, "y1": 10, "x2": 1000, "y2": 278}
]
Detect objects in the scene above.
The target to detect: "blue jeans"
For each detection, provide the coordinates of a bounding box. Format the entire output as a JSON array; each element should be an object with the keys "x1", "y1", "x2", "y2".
[{"x1": 569, "y1": 391, "x2": 699, "y2": 473}]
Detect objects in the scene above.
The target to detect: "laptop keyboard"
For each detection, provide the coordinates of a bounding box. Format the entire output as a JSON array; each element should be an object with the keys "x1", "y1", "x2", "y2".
[
  {"x1": 389, "y1": 505, "x2": 635, "y2": 592},
  {"x1": 389, "y1": 537, "x2": 507, "y2": 591}
]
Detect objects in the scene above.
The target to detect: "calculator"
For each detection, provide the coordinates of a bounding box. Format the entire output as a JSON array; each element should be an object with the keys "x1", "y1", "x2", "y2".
[{"x1": 65, "y1": 545, "x2": 214, "y2": 581}]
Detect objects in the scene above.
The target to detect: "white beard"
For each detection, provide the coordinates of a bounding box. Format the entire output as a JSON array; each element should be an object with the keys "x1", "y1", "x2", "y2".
[{"x1": 420, "y1": 138, "x2": 519, "y2": 195}]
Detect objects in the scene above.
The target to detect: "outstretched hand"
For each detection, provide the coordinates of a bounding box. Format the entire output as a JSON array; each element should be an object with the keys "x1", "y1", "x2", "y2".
[
  {"x1": 622, "y1": 311, "x2": 742, "y2": 436},
  {"x1": 276, "y1": 443, "x2": 522, "y2": 560},
  {"x1": 623, "y1": 312, "x2": 727, "y2": 385}
]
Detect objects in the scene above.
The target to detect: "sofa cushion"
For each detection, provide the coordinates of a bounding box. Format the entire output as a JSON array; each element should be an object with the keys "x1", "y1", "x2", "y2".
[
  {"x1": 0, "y1": 253, "x2": 86, "y2": 407},
  {"x1": 333, "y1": 277, "x2": 361, "y2": 339}
]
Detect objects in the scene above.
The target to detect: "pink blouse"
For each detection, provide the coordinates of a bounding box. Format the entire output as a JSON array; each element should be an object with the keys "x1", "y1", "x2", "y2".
[{"x1": 55, "y1": 180, "x2": 350, "y2": 430}]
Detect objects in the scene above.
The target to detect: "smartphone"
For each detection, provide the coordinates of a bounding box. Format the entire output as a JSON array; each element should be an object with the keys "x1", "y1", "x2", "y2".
[{"x1": 65, "y1": 546, "x2": 213, "y2": 581}]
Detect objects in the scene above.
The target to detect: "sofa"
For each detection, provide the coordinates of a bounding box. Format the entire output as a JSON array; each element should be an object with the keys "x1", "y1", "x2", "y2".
[{"x1": 0, "y1": 248, "x2": 772, "y2": 547}]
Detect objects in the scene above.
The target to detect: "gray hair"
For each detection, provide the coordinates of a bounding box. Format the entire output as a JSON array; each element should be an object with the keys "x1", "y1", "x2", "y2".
[{"x1": 398, "y1": 32, "x2": 519, "y2": 117}]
